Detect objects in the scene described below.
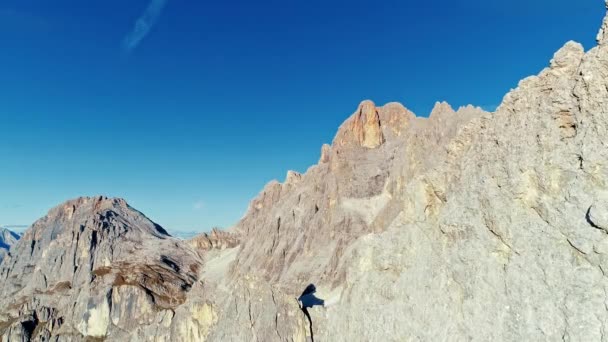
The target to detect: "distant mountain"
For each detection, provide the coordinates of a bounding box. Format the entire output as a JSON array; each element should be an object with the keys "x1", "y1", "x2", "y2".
[
  {"x1": 1, "y1": 225, "x2": 28, "y2": 234},
  {"x1": 0, "y1": 227, "x2": 20, "y2": 262},
  {"x1": 2, "y1": 4, "x2": 608, "y2": 341},
  {"x1": 168, "y1": 230, "x2": 202, "y2": 240},
  {"x1": 0, "y1": 197, "x2": 204, "y2": 340},
  {"x1": 188, "y1": 228, "x2": 239, "y2": 251}
]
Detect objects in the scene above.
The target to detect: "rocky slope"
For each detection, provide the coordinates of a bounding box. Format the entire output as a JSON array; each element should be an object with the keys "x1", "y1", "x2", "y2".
[
  {"x1": 0, "y1": 197, "x2": 205, "y2": 340},
  {"x1": 0, "y1": 227, "x2": 20, "y2": 263},
  {"x1": 2, "y1": 3, "x2": 608, "y2": 341},
  {"x1": 188, "y1": 228, "x2": 239, "y2": 252}
]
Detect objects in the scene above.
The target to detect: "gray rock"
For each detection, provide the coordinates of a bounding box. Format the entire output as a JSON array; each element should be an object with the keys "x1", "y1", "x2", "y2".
[
  {"x1": 0, "y1": 227, "x2": 20, "y2": 263},
  {"x1": 588, "y1": 201, "x2": 608, "y2": 232},
  {"x1": 3, "y1": 3, "x2": 608, "y2": 341},
  {"x1": 188, "y1": 228, "x2": 239, "y2": 252},
  {"x1": 0, "y1": 196, "x2": 204, "y2": 341}
]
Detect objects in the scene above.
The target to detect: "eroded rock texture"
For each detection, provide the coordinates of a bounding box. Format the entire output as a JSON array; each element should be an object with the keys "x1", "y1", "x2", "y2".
[
  {"x1": 188, "y1": 228, "x2": 239, "y2": 252},
  {"x1": 3, "y1": 4, "x2": 608, "y2": 341},
  {"x1": 0, "y1": 197, "x2": 204, "y2": 340},
  {"x1": 0, "y1": 228, "x2": 19, "y2": 263}
]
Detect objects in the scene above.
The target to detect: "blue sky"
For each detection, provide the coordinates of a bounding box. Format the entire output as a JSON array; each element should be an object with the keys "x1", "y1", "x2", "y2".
[{"x1": 0, "y1": 0, "x2": 602, "y2": 233}]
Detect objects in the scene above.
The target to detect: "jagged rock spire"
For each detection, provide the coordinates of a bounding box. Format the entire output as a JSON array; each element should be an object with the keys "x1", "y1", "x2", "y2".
[{"x1": 353, "y1": 100, "x2": 385, "y2": 149}]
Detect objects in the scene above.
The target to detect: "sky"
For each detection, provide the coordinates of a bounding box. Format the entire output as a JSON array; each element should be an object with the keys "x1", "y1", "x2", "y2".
[{"x1": 0, "y1": 0, "x2": 603, "y2": 234}]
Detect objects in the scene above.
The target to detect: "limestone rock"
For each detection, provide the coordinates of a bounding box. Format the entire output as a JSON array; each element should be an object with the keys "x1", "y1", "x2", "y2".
[
  {"x1": 588, "y1": 201, "x2": 608, "y2": 232},
  {"x1": 429, "y1": 101, "x2": 455, "y2": 118},
  {"x1": 0, "y1": 196, "x2": 204, "y2": 341},
  {"x1": 319, "y1": 143, "x2": 331, "y2": 163},
  {"x1": 353, "y1": 100, "x2": 384, "y2": 148},
  {"x1": 225, "y1": 4, "x2": 608, "y2": 341},
  {"x1": 188, "y1": 228, "x2": 239, "y2": 252},
  {"x1": 3, "y1": 4, "x2": 608, "y2": 342},
  {"x1": 335, "y1": 100, "x2": 385, "y2": 148},
  {"x1": 285, "y1": 170, "x2": 303, "y2": 186},
  {"x1": 0, "y1": 227, "x2": 20, "y2": 263}
]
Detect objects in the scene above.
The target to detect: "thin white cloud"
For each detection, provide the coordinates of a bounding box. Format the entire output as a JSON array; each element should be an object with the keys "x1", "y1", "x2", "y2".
[
  {"x1": 122, "y1": 0, "x2": 169, "y2": 53},
  {"x1": 193, "y1": 201, "x2": 205, "y2": 211}
]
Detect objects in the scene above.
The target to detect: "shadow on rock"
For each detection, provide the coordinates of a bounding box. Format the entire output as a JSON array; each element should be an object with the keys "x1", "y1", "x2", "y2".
[{"x1": 298, "y1": 284, "x2": 324, "y2": 342}]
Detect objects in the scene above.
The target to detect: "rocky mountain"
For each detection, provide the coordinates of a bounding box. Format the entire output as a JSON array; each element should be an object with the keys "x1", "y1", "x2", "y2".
[
  {"x1": 0, "y1": 227, "x2": 20, "y2": 263},
  {"x1": 0, "y1": 197, "x2": 208, "y2": 340},
  {"x1": 169, "y1": 230, "x2": 203, "y2": 240},
  {"x1": 2, "y1": 226, "x2": 29, "y2": 234},
  {"x1": 188, "y1": 228, "x2": 239, "y2": 252},
  {"x1": 2, "y1": 3, "x2": 608, "y2": 341}
]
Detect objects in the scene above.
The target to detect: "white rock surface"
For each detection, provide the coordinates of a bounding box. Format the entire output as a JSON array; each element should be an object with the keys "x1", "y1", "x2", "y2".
[
  {"x1": 0, "y1": 227, "x2": 20, "y2": 263},
  {"x1": 2, "y1": 4, "x2": 608, "y2": 341}
]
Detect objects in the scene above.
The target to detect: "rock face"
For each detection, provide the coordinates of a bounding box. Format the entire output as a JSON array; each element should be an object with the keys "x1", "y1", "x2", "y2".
[
  {"x1": 351, "y1": 100, "x2": 385, "y2": 148},
  {"x1": 334, "y1": 100, "x2": 413, "y2": 149},
  {"x1": 0, "y1": 197, "x2": 205, "y2": 340},
  {"x1": 188, "y1": 228, "x2": 239, "y2": 252},
  {"x1": 3, "y1": 4, "x2": 608, "y2": 341},
  {"x1": 0, "y1": 227, "x2": 20, "y2": 263}
]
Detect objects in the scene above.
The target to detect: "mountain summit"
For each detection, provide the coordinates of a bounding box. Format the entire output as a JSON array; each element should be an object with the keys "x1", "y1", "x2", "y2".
[
  {"x1": 0, "y1": 196, "x2": 202, "y2": 340},
  {"x1": 0, "y1": 227, "x2": 20, "y2": 263},
  {"x1": 2, "y1": 4, "x2": 608, "y2": 341}
]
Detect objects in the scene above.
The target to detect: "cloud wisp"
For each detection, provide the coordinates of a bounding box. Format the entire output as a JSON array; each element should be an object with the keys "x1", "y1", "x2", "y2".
[
  {"x1": 193, "y1": 201, "x2": 205, "y2": 211},
  {"x1": 122, "y1": 0, "x2": 169, "y2": 54}
]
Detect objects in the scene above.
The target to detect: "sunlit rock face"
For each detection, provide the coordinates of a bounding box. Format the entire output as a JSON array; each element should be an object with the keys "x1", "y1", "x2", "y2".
[
  {"x1": 188, "y1": 228, "x2": 239, "y2": 251},
  {"x1": 2, "y1": 4, "x2": 608, "y2": 341},
  {"x1": 0, "y1": 197, "x2": 204, "y2": 341}
]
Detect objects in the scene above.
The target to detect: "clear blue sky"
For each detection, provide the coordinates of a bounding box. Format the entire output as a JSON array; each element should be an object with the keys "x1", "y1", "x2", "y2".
[{"x1": 0, "y1": 0, "x2": 602, "y2": 233}]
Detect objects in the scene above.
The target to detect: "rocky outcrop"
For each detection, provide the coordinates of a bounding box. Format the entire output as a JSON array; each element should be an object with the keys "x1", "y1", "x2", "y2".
[
  {"x1": 0, "y1": 227, "x2": 20, "y2": 263},
  {"x1": 0, "y1": 197, "x2": 204, "y2": 340},
  {"x1": 231, "y1": 96, "x2": 484, "y2": 290},
  {"x1": 352, "y1": 100, "x2": 385, "y2": 148},
  {"x1": 334, "y1": 100, "x2": 383, "y2": 148},
  {"x1": 224, "y1": 4, "x2": 608, "y2": 341},
  {"x1": 334, "y1": 100, "x2": 415, "y2": 150},
  {"x1": 188, "y1": 228, "x2": 239, "y2": 252},
  {"x1": 3, "y1": 4, "x2": 608, "y2": 341},
  {"x1": 319, "y1": 144, "x2": 331, "y2": 163}
]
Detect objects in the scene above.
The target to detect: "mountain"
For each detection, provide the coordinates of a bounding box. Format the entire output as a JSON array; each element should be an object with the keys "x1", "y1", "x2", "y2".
[
  {"x1": 0, "y1": 197, "x2": 205, "y2": 340},
  {"x1": 2, "y1": 225, "x2": 29, "y2": 234},
  {"x1": 2, "y1": 4, "x2": 608, "y2": 341},
  {"x1": 0, "y1": 227, "x2": 20, "y2": 263},
  {"x1": 168, "y1": 230, "x2": 202, "y2": 240},
  {"x1": 188, "y1": 228, "x2": 239, "y2": 251}
]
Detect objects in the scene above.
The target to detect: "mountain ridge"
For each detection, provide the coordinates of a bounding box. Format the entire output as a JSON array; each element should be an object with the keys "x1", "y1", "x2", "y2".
[
  {"x1": 0, "y1": 227, "x2": 20, "y2": 263},
  {"x1": 2, "y1": 3, "x2": 608, "y2": 341}
]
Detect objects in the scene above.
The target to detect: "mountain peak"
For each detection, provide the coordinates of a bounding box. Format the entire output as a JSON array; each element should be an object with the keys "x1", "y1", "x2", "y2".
[
  {"x1": 0, "y1": 196, "x2": 200, "y2": 339},
  {"x1": 285, "y1": 170, "x2": 303, "y2": 185},
  {"x1": 50, "y1": 196, "x2": 128, "y2": 219},
  {"x1": 4, "y1": 3, "x2": 608, "y2": 341},
  {"x1": 26, "y1": 196, "x2": 169, "y2": 242},
  {"x1": 429, "y1": 101, "x2": 456, "y2": 118},
  {"x1": 352, "y1": 100, "x2": 385, "y2": 149},
  {"x1": 0, "y1": 227, "x2": 20, "y2": 263},
  {"x1": 334, "y1": 100, "x2": 415, "y2": 149},
  {"x1": 332, "y1": 100, "x2": 381, "y2": 149},
  {"x1": 550, "y1": 41, "x2": 584, "y2": 71}
]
